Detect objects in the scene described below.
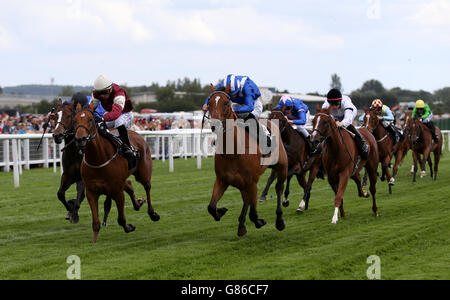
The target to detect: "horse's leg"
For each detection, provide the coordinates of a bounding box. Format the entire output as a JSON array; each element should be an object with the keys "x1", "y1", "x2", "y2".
[
  {"x1": 247, "y1": 184, "x2": 267, "y2": 229},
  {"x1": 412, "y1": 151, "x2": 418, "y2": 182},
  {"x1": 237, "y1": 200, "x2": 249, "y2": 237},
  {"x1": 85, "y1": 189, "x2": 101, "y2": 243},
  {"x1": 380, "y1": 162, "x2": 386, "y2": 182},
  {"x1": 427, "y1": 156, "x2": 433, "y2": 179},
  {"x1": 392, "y1": 146, "x2": 404, "y2": 178},
  {"x1": 433, "y1": 148, "x2": 441, "y2": 181},
  {"x1": 420, "y1": 147, "x2": 432, "y2": 178},
  {"x1": 102, "y1": 196, "x2": 112, "y2": 227},
  {"x1": 259, "y1": 168, "x2": 277, "y2": 202},
  {"x1": 331, "y1": 172, "x2": 350, "y2": 224},
  {"x1": 275, "y1": 170, "x2": 287, "y2": 231},
  {"x1": 123, "y1": 180, "x2": 142, "y2": 211},
  {"x1": 208, "y1": 179, "x2": 229, "y2": 221},
  {"x1": 366, "y1": 162, "x2": 379, "y2": 217},
  {"x1": 57, "y1": 173, "x2": 73, "y2": 221},
  {"x1": 70, "y1": 180, "x2": 85, "y2": 224},
  {"x1": 298, "y1": 164, "x2": 319, "y2": 212},
  {"x1": 352, "y1": 172, "x2": 369, "y2": 198},
  {"x1": 114, "y1": 191, "x2": 136, "y2": 234},
  {"x1": 362, "y1": 168, "x2": 368, "y2": 187},
  {"x1": 283, "y1": 173, "x2": 293, "y2": 206}
]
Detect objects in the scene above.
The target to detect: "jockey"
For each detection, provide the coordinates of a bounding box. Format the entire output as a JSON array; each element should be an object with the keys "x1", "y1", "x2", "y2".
[
  {"x1": 322, "y1": 89, "x2": 369, "y2": 159},
  {"x1": 359, "y1": 99, "x2": 402, "y2": 145},
  {"x1": 90, "y1": 75, "x2": 137, "y2": 168},
  {"x1": 412, "y1": 99, "x2": 439, "y2": 143},
  {"x1": 275, "y1": 95, "x2": 314, "y2": 153},
  {"x1": 202, "y1": 74, "x2": 271, "y2": 147},
  {"x1": 70, "y1": 92, "x2": 106, "y2": 117}
]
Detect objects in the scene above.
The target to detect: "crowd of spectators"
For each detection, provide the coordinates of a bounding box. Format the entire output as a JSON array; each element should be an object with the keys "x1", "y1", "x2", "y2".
[{"x1": 0, "y1": 112, "x2": 204, "y2": 135}]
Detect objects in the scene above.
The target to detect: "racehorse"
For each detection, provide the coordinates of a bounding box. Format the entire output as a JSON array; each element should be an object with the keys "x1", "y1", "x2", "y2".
[
  {"x1": 392, "y1": 111, "x2": 413, "y2": 179},
  {"x1": 51, "y1": 100, "x2": 141, "y2": 226},
  {"x1": 206, "y1": 84, "x2": 288, "y2": 237},
  {"x1": 259, "y1": 110, "x2": 322, "y2": 213},
  {"x1": 311, "y1": 106, "x2": 379, "y2": 224},
  {"x1": 407, "y1": 116, "x2": 442, "y2": 182},
  {"x1": 362, "y1": 108, "x2": 396, "y2": 194},
  {"x1": 72, "y1": 103, "x2": 160, "y2": 243}
]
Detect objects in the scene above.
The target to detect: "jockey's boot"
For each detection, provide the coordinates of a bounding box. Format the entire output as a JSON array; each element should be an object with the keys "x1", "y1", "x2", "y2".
[
  {"x1": 118, "y1": 125, "x2": 138, "y2": 169},
  {"x1": 385, "y1": 124, "x2": 400, "y2": 145},
  {"x1": 425, "y1": 121, "x2": 439, "y2": 143},
  {"x1": 347, "y1": 124, "x2": 369, "y2": 160}
]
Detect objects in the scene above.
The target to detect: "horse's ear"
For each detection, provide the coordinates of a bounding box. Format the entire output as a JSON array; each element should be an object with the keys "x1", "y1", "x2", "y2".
[
  {"x1": 315, "y1": 103, "x2": 320, "y2": 113},
  {"x1": 224, "y1": 82, "x2": 231, "y2": 95},
  {"x1": 325, "y1": 106, "x2": 332, "y2": 115},
  {"x1": 209, "y1": 84, "x2": 215, "y2": 93},
  {"x1": 75, "y1": 103, "x2": 82, "y2": 113},
  {"x1": 57, "y1": 98, "x2": 63, "y2": 108}
]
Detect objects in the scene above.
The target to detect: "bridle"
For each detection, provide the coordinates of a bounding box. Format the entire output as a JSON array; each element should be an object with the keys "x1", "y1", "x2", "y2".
[
  {"x1": 74, "y1": 109, "x2": 98, "y2": 143},
  {"x1": 204, "y1": 91, "x2": 238, "y2": 134},
  {"x1": 312, "y1": 113, "x2": 334, "y2": 143},
  {"x1": 363, "y1": 110, "x2": 389, "y2": 143}
]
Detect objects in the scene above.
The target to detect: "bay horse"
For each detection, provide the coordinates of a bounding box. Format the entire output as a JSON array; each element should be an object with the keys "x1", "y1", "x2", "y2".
[
  {"x1": 72, "y1": 103, "x2": 160, "y2": 243},
  {"x1": 362, "y1": 108, "x2": 397, "y2": 194},
  {"x1": 407, "y1": 116, "x2": 442, "y2": 182},
  {"x1": 391, "y1": 111, "x2": 413, "y2": 179},
  {"x1": 51, "y1": 100, "x2": 142, "y2": 225},
  {"x1": 311, "y1": 106, "x2": 379, "y2": 224},
  {"x1": 206, "y1": 84, "x2": 288, "y2": 237},
  {"x1": 259, "y1": 110, "x2": 322, "y2": 213}
]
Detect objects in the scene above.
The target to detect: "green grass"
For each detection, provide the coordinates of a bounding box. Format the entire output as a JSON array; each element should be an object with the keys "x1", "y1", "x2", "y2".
[{"x1": 0, "y1": 146, "x2": 449, "y2": 280}]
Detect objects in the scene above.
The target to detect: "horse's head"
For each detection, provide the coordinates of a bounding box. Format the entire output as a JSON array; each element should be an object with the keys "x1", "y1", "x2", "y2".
[
  {"x1": 409, "y1": 117, "x2": 422, "y2": 145},
  {"x1": 73, "y1": 103, "x2": 97, "y2": 150},
  {"x1": 206, "y1": 84, "x2": 235, "y2": 132},
  {"x1": 311, "y1": 105, "x2": 334, "y2": 147},
  {"x1": 363, "y1": 107, "x2": 380, "y2": 133},
  {"x1": 268, "y1": 110, "x2": 288, "y2": 132},
  {"x1": 52, "y1": 100, "x2": 76, "y2": 144}
]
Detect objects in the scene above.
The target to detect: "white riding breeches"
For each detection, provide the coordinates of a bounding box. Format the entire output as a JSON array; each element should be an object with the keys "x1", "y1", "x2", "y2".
[{"x1": 105, "y1": 112, "x2": 133, "y2": 129}]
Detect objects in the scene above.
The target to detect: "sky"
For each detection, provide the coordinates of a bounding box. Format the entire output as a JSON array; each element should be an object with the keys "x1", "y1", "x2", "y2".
[{"x1": 0, "y1": 0, "x2": 449, "y2": 94}]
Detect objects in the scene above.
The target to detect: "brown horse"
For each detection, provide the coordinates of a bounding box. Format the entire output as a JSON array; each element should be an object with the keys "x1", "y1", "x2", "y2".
[
  {"x1": 407, "y1": 117, "x2": 442, "y2": 182},
  {"x1": 311, "y1": 106, "x2": 379, "y2": 224},
  {"x1": 206, "y1": 84, "x2": 288, "y2": 237},
  {"x1": 392, "y1": 111, "x2": 413, "y2": 179},
  {"x1": 362, "y1": 108, "x2": 396, "y2": 194},
  {"x1": 259, "y1": 110, "x2": 322, "y2": 213},
  {"x1": 72, "y1": 103, "x2": 160, "y2": 243},
  {"x1": 51, "y1": 100, "x2": 139, "y2": 226}
]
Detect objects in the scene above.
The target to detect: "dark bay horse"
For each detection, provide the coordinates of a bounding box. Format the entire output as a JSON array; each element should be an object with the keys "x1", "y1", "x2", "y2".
[
  {"x1": 206, "y1": 84, "x2": 288, "y2": 237},
  {"x1": 311, "y1": 106, "x2": 379, "y2": 224},
  {"x1": 392, "y1": 111, "x2": 413, "y2": 179},
  {"x1": 72, "y1": 103, "x2": 160, "y2": 243},
  {"x1": 407, "y1": 117, "x2": 442, "y2": 182},
  {"x1": 259, "y1": 110, "x2": 322, "y2": 213},
  {"x1": 51, "y1": 100, "x2": 141, "y2": 226},
  {"x1": 362, "y1": 108, "x2": 396, "y2": 194}
]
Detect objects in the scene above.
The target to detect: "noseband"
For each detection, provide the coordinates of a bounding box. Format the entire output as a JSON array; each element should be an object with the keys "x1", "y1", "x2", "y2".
[
  {"x1": 74, "y1": 110, "x2": 98, "y2": 142},
  {"x1": 313, "y1": 113, "x2": 334, "y2": 142}
]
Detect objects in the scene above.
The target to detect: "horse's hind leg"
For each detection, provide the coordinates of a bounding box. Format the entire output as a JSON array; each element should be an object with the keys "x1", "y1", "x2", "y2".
[
  {"x1": 208, "y1": 179, "x2": 229, "y2": 222},
  {"x1": 246, "y1": 184, "x2": 267, "y2": 230},
  {"x1": 124, "y1": 180, "x2": 144, "y2": 211},
  {"x1": 283, "y1": 172, "x2": 293, "y2": 206},
  {"x1": 141, "y1": 179, "x2": 160, "y2": 222},
  {"x1": 259, "y1": 168, "x2": 277, "y2": 202},
  {"x1": 102, "y1": 196, "x2": 112, "y2": 227},
  {"x1": 57, "y1": 173, "x2": 73, "y2": 221},
  {"x1": 114, "y1": 191, "x2": 136, "y2": 234},
  {"x1": 427, "y1": 156, "x2": 433, "y2": 179},
  {"x1": 298, "y1": 164, "x2": 319, "y2": 212},
  {"x1": 365, "y1": 162, "x2": 378, "y2": 217},
  {"x1": 352, "y1": 173, "x2": 369, "y2": 198},
  {"x1": 433, "y1": 150, "x2": 441, "y2": 181},
  {"x1": 237, "y1": 202, "x2": 249, "y2": 237}
]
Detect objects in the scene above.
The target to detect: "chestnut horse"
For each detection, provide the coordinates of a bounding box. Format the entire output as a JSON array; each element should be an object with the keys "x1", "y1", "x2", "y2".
[
  {"x1": 407, "y1": 116, "x2": 442, "y2": 182},
  {"x1": 51, "y1": 100, "x2": 140, "y2": 226},
  {"x1": 362, "y1": 108, "x2": 396, "y2": 194},
  {"x1": 259, "y1": 110, "x2": 322, "y2": 213},
  {"x1": 72, "y1": 103, "x2": 160, "y2": 243},
  {"x1": 206, "y1": 84, "x2": 288, "y2": 237},
  {"x1": 311, "y1": 106, "x2": 379, "y2": 224}
]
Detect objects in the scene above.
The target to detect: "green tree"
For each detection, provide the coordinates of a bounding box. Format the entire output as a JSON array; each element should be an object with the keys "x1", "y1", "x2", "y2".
[
  {"x1": 361, "y1": 79, "x2": 385, "y2": 94},
  {"x1": 59, "y1": 86, "x2": 75, "y2": 97},
  {"x1": 330, "y1": 74, "x2": 343, "y2": 91}
]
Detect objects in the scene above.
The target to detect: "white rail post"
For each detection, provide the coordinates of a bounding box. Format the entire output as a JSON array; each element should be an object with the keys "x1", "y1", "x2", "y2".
[
  {"x1": 162, "y1": 136, "x2": 166, "y2": 162},
  {"x1": 447, "y1": 131, "x2": 450, "y2": 151},
  {"x1": 169, "y1": 136, "x2": 174, "y2": 172},
  {"x1": 24, "y1": 139, "x2": 30, "y2": 170},
  {"x1": 43, "y1": 138, "x2": 49, "y2": 168},
  {"x1": 59, "y1": 141, "x2": 64, "y2": 175},
  {"x1": 3, "y1": 140, "x2": 10, "y2": 172},
  {"x1": 53, "y1": 139, "x2": 57, "y2": 173},
  {"x1": 155, "y1": 136, "x2": 160, "y2": 160},
  {"x1": 11, "y1": 139, "x2": 19, "y2": 188},
  {"x1": 18, "y1": 139, "x2": 23, "y2": 175},
  {"x1": 183, "y1": 135, "x2": 188, "y2": 160},
  {"x1": 196, "y1": 134, "x2": 202, "y2": 169}
]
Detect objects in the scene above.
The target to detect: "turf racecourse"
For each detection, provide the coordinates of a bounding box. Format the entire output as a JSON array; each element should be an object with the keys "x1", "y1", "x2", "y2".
[{"x1": 0, "y1": 145, "x2": 449, "y2": 280}]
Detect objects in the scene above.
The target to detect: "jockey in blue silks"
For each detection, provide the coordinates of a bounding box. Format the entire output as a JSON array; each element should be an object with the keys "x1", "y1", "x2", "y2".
[
  {"x1": 70, "y1": 92, "x2": 106, "y2": 117},
  {"x1": 275, "y1": 95, "x2": 313, "y2": 154},
  {"x1": 202, "y1": 74, "x2": 271, "y2": 147}
]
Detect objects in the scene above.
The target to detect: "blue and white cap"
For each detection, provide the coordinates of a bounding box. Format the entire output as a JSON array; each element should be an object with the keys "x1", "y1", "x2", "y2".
[
  {"x1": 221, "y1": 74, "x2": 248, "y2": 97},
  {"x1": 280, "y1": 95, "x2": 293, "y2": 107}
]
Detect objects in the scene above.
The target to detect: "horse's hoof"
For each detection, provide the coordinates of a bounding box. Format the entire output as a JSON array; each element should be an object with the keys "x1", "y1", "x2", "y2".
[
  {"x1": 362, "y1": 191, "x2": 370, "y2": 198},
  {"x1": 237, "y1": 226, "x2": 247, "y2": 237},
  {"x1": 70, "y1": 213, "x2": 80, "y2": 224},
  {"x1": 255, "y1": 219, "x2": 267, "y2": 229},
  {"x1": 282, "y1": 200, "x2": 290, "y2": 208},
  {"x1": 125, "y1": 224, "x2": 136, "y2": 233},
  {"x1": 259, "y1": 196, "x2": 266, "y2": 202},
  {"x1": 296, "y1": 208, "x2": 304, "y2": 213},
  {"x1": 102, "y1": 221, "x2": 107, "y2": 227},
  {"x1": 380, "y1": 176, "x2": 386, "y2": 182},
  {"x1": 137, "y1": 199, "x2": 146, "y2": 209},
  {"x1": 217, "y1": 208, "x2": 228, "y2": 219},
  {"x1": 149, "y1": 211, "x2": 160, "y2": 222},
  {"x1": 420, "y1": 171, "x2": 426, "y2": 178},
  {"x1": 276, "y1": 219, "x2": 285, "y2": 231},
  {"x1": 65, "y1": 213, "x2": 71, "y2": 220}
]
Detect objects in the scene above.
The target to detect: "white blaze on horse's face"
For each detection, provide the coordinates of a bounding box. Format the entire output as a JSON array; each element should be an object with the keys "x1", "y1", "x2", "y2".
[
  {"x1": 365, "y1": 114, "x2": 370, "y2": 128},
  {"x1": 81, "y1": 113, "x2": 86, "y2": 118},
  {"x1": 215, "y1": 96, "x2": 220, "y2": 106},
  {"x1": 312, "y1": 116, "x2": 321, "y2": 139},
  {"x1": 55, "y1": 111, "x2": 63, "y2": 130}
]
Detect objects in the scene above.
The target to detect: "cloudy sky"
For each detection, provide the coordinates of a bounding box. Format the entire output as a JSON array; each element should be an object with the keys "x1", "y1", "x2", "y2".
[{"x1": 0, "y1": 0, "x2": 449, "y2": 94}]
